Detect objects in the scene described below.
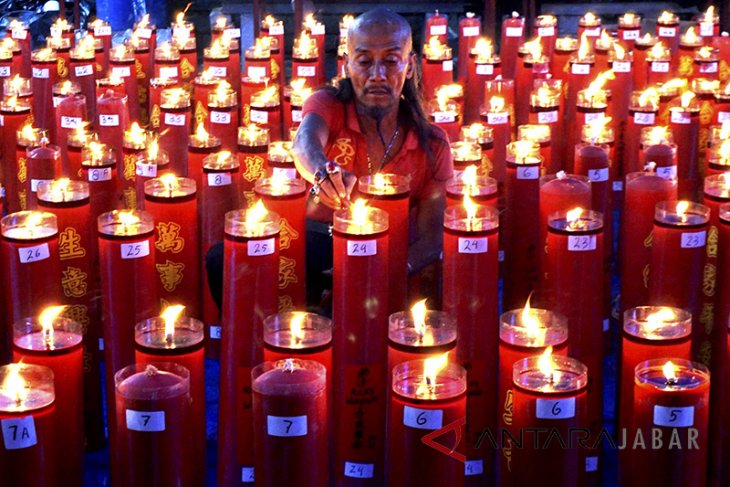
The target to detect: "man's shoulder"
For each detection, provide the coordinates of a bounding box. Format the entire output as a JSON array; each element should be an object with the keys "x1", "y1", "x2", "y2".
[{"x1": 304, "y1": 88, "x2": 346, "y2": 111}]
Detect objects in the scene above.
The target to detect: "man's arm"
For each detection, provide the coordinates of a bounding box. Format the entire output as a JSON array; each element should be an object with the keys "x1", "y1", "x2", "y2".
[{"x1": 407, "y1": 181, "x2": 447, "y2": 273}]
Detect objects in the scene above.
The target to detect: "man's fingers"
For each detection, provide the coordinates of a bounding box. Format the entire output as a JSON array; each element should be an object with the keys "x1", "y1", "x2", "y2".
[
  {"x1": 343, "y1": 172, "x2": 357, "y2": 195},
  {"x1": 318, "y1": 180, "x2": 343, "y2": 209},
  {"x1": 329, "y1": 171, "x2": 348, "y2": 200}
]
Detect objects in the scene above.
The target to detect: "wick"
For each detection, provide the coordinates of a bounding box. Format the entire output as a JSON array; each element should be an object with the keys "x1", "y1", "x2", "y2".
[
  {"x1": 644, "y1": 161, "x2": 657, "y2": 173},
  {"x1": 666, "y1": 377, "x2": 678, "y2": 386},
  {"x1": 282, "y1": 358, "x2": 296, "y2": 373},
  {"x1": 144, "y1": 364, "x2": 159, "y2": 376},
  {"x1": 556, "y1": 170, "x2": 567, "y2": 180},
  {"x1": 165, "y1": 332, "x2": 174, "y2": 347}
]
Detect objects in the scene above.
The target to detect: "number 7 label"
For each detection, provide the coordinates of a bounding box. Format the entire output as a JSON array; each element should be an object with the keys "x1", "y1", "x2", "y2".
[{"x1": 125, "y1": 409, "x2": 165, "y2": 432}]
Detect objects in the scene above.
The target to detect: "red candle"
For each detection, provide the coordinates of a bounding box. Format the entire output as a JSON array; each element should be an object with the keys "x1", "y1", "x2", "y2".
[
  {"x1": 1, "y1": 211, "x2": 62, "y2": 325},
  {"x1": 504, "y1": 147, "x2": 542, "y2": 309},
  {"x1": 47, "y1": 36, "x2": 70, "y2": 82},
  {"x1": 566, "y1": 80, "x2": 610, "y2": 172},
  {"x1": 266, "y1": 141, "x2": 296, "y2": 179},
  {"x1": 187, "y1": 124, "x2": 221, "y2": 191},
  {"x1": 133, "y1": 14, "x2": 157, "y2": 54},
  {"x1": 500, "y1": 12, "x2": 525, "y2": 79},
  {"x1": 252, "y1": 359, "x2": 329, "y2": 487},
  {"x1": 255, "y1": 176, "x2": 308, "y2": 311},
  {"x1": 627, "y1": 359, "x2": 710, "y2": 487},
  {"x1": 459, "y1": 122, "x2": 495, "y2": 175},
  {"x1": 618, "y1": 306, "x2": 692, "y2": 479},
  {"x1": 303, "y1": 14, "x2": 327, "y2": 86},
  {"x1": 465, "y1": 39, "x2": 500, "y2": 123},
  {"x1": 292, "y1": 32, "x2": 320, "y2": 89},
  {"x1": 713, "y1": 83, "x2": 730, "y2": 124},
  {"x1": 14, "y1": 126, "x2": 44, "y2": 211},
  {"x1": 12, "y1": 309, "x2": 83, "y2": 484},
  {"x1": 498, "y1": 306, "x2": 568, "y2": 483},
  {"x1": 96, "y1": 89, "x2": 130, "y2": 173},
  {"x1": 565, "y1": 36, "x2": 595, "y2": 131},
  {"x1": 693, "y1": 46, "x2": 719, "y2": 81},
  {"x1": 678, "y1": 27, "x2": 703, "y2": 78},
  {"x1": 515, "y1": 39, "x2": 549, "y2": 127},
  {"x1": 31, "y1": 48, "x2": 59, "y2": 138},
  {"x1": 511, "y1": 351, "x2": 588, "y2": 486},
  {"x1": 332, "y1": 201, "x2": 389, "y2": 483},
  {"x1": 173, "y1": 34, "x2": 196, "y2": 82},
  {"x1": 237, "y1": 125, "x2": 270, "y2": 198},
  {"x1": 250, "y1": 85, "x2": 282, "y2": 141},
  {"x1": 669, "y1": 91, "x2": 701, "y2": 198},
  {"x1": 0, "y1": 96, "x2": 32, "y2": 212},
  {"x1": 217, "y1": 205, "x2": 280, "y2": 486},
  {"x1": 646, "y1": 42, "x2": 673, "y2": 86},
  {"x1": 656, "y1": 11, "x2": 680, "y2": 55},
  {"x1": 632, "y1": 34, "x2": 657, "y2": 90},
  {"x1": 534, "y1": 14, "x2": 558, "y2": 60},
  {"x1": 110, "y1": 45, "x2": 140, "y2": 123},
  {"x1": 544, "y1": 208, "x2": 604, "y2": 475},
  {"x1": 607, "y1": 44, "x2": 634, "y2": 128},
  {"x1": 481, "y1": 95, "x2": 511, "y2": 185},
  {"x1": 153, "y1": 42, "x2": 181, "y2": 81},
  {"x1": 425, "y1": 10, "x2": 448, "y2": 44},
  {"x1": 624, "y1": 89, "x2": 660, "y2": 174},
  {"x1": 577, "y1": 12, "x2": 602, "y2": 46},
  {"x1": 446, "y1": 165, "x2": 498, "y2": 209},
  {"x1": 552, "y1": 37, "x2": 578, "y2": 87},
  {"x1": 429, "y1": 86, "x2": 463, "y2": 142},
  {"x1": 88, "y1": 19, "x2": 112, "y2": 72},
  {"x1": 134, "y1": 309, "x2": 206, "y2": 487},
  {"x1": 53, "y1": 91, "x2": 87, "y2": 176},
  {"x1": 69, "y1": 36, "x2": 97, "y2": 122},
  {"x1": 240, "y1": 76, "x2": 269, "y2": 124},
  {"x1": 388, "y1": 357, "x2": 466, "y2": 486},
  {"x1": 130, "y1": 36, "x2": 152, "y2": 125},
  {"x1": 285, "y1": 79, "x2": 312, "y2": 134},
  {"x1": 206, "y1": 81, "x2": 238, "y2": 152},
  {"x1": 620, "y1": 169, "x2": 677, "y2": 312},
  {"x1": 114, "y1": 362, "x2": 193, "y2": 487},
  {"x1": 617, "y1": 13, "x2": 642, "y2": 49},
  {"x1": 80, "y1": 141, "x2": 118, "y2": 218},
  {"x1": 263, "y1": 312, "x2": 332, "y2": 369},
  {"x1": 200, "y1": 151, "x2": 240, "y2": 354},
  {"x1": 458, "y1": 13, "x2": 481, "y2": 85},
  {"x1": 26, "y1": 137, "x2": 62, "y2": 209},
  {"x1": 0, "y1": 363, "x2": 56, "y2": 487},
  {"x1": 244, "y1": 38, "x2": 272, "y2": 83},
  {"x1": 442, "y1": 198, "x2": 499, "y2": 482},
  {"x1": 159, "y1": 87, "x2": 192, "y2": 176},
  {"x1": 517, "y1": 124, "x2": 552, "y2": 173},
  {"x1": 202, "y1": 39, "x2": 232, "y2": 87},
  {"x1": 6, "y1": 20, "x2": 31, "y2": 77},
  {"x1": 529, "y1": 82, "x2": 564, "y2": 172},
  {"x1": 697, "y1": 6, "x2": 720, "y2": 45},
  {"x1": 421, "y1": 36, "x2": 454, "y2": 102},
  {"x1": 260, "y1": 16, "x2": 285, "y2": 85},
  {"x1": 192, "y1": 68, "x2": 221, "y2": 125},
  {"x1": 120, "y1": 123, "x2": 149, "y2": 209},
  {"x1": 717, "y1": 204, "x2": 730, "y2": 486},
  {"x1": 574, "y1": 141, "x2": 611, "y2": 270},
  {"x1": 388, "y1": 300, "x2": 457, "y2": 371},
  {"x1": 148, "y1": 77, "x2": 178, "y2": 131},
  {"x1": 95, "y1": 74, "x2": 126, "y2": 99}
]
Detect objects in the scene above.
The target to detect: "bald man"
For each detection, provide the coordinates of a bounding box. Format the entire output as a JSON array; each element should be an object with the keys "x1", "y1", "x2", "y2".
[{"x1": 292, "y1": 8, "x2": 453, "y2": 304}]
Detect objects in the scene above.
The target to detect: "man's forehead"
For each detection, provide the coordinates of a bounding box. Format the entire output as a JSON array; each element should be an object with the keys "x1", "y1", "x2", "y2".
[{"x1": 348, "y1": 27, "x2": 411, "y2": 53}]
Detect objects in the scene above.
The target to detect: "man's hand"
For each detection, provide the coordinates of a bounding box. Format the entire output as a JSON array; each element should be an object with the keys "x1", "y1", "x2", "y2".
[{"x1": 313, "y1": 166, "x2": 358, "y2": 210}]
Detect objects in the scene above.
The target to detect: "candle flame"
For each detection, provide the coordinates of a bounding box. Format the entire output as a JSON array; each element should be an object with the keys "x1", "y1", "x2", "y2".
[
  {"x1": 597, "y1": 28, "x2": 613, "y2": 49},
  {"x1": 612, "y1": 42, "x2": 627, "y2": 60},
  {"x1": 566, "y1": 207, "x2": 584, "y2": 228},
  {"x1": 46, "y1": 177, "x2": 72, "y2": 202},
  {"x1": 680, "y1": 91, "x2": 696, "y2": 108},
  {"x1": 649, "y1": 41, "x2": 669, "y2": 59},
  {"x1": 39, "y1": 305, "x2": 66, "y2": 349},
  {"x1": 209, "y1": 37, "x2": 229, "y2": 58},
  {"x1": 303, "y1": 13, "x2": 318, "y2": 30},
  {"x1": 463, "y1": 194, "x2": 477, "y2": 220},
  {"x1": 461, "y1": 165, "x2": 478, "y2": 187},
  {"x1": 585, "y1": 70, "x2": 615, "y2": 100},
  {"x1": 658, "y1": 11, "x2": 676, "y2": 23},
  {"x1": 537, "y1": 346, "x2": 555, "y2": 380},
  {"x1": 645, "y1": 308, "x2": 676, "y2": 332},
  {"x1": 128, "y1": 122, "x2": 145, "y2": 144},
  {"x1": 582, "y1": 12, "x2": 598, "y2": 24},
  {"x1": 252, "y1": 85, "x2": 279, "y2": 106},
  {"x1": 682, "y1": 26, "x2": 700, "y2": 44},
  {"x1": 20, "y1": 123, "x2": 38, "y2": 143},
  {"x1": 269, "y1": 168, "x2": 290, "y2": 196},
  {"x1": 214, "y1": 80, "x2": 233, "y2": 102},
  {"x1": 290, "y1": 312, "x2": 305, "y2": 343},
  {"x1": 645, "y1": 126, "x2": 670, "y2": 146},
  {"x1": 721, "y1": 121, "x2": 730, "y2": 139},
  {"x1": 1, "y1": 364, "x2": 29, "y2": 406},
  {"x1": 294, "y1": 31, "x2": 317, "y2": 58},
  {"x1": 577, "y1": 32, "x2": 592, "y2": 59},
  {"x1": 341, "y1": 14, "x2": 355, "y2": 30},
  {"x1": 34, "y1": 47, "x2": 55, "y2": 61},
  {"x1": 662, "y1": 360, "x2": 678, "y2": 383},
  {"x1": 638, "y1": 87, "x2": 659, "y2": 109},
  {"x1": 489, "y1": 96, "x2": 505, "y2": 113},
  {"x1": 161, "y1": 304, "x2": 185, "y2": 343},
  {"x1": 638, "y1": 32, "x2": 655, "y2": 45},
  {"x1": 87, "y1": 141, "x2": 105, "y2": 161},
  {"x1": 719, "y1": 139, "x2": 730, "y2": 161},
  {"x1": 663, "y1": 78, "x2": 688, "y2": 92},
  {"x1": 435, "y1": 84, "x2": 463, "y2": 112},
  {"x1": 697, "y1": 46, "x2": 715, "y2": 59},
  {"x1": 519, "y1": 124, "x2": 550, "y2": 143},
  {"x1": 351, "y1": 199, "x2": 369, "y2": 225},
  {"x1": 160, "y1": 173, "x2": 179, "y2": 194},
  {"x1": 118, "y1": 210, "x2": 140, "y2": 229},
  {"x1": 422, "y1": 352, "x2": 449, "y2": 389},
  {"x1": 424, "y1": 36, "x2": 449, "y2": 59},
  {"x1": 472, "y1": 37, "x2": 494, "y2": 60},
  {"x1": 175, "y1": 12, "x2": 185, "y2": 26},
  {"x1": 373, "y1": 172, "x2": 387, "y2": 190},
  {"x1": 676, "y1": 201, "x2": 689, "y2": 220},
  {"x1": 55, "y1": 80, "x2": 76, "y2": 96},
  {"x1": 703, "y1": 5, "x2": 716, "y2": 23},
  {"x1": 410, "y1": 298, "x2": 428, "y2": 338},
  {"x1": 523, "y1": 37, "x2": 543, "y2": 61},
  {"x1": 585, "y1": 116, "x2": 612, "y2": 142},
  {"x1": 246, "y1": 200, "x2": 268, "y2": 224},
  {"x1": 621, "y1": 13, "x2": 637, "y2": 24},
  {"x1": 263, "y1": 15, "x2": 279, "y2": 28},
  {"x1": 147, "y1": 137, "x2": 160, "y2": 160},
  {"x1": 195, "y1": 123, "x2": 210, "y2": 141}
]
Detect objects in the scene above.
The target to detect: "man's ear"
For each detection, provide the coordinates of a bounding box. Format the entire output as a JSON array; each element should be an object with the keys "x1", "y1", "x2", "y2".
[
  {"x1": 405, "y1": 51, "x2": 416, "y2": 79},
  {"x1": 343, "y1": 52, "x2": 351, "y2": 77}
]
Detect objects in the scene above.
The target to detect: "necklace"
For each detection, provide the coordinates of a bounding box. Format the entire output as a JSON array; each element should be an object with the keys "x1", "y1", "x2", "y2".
[{"x1": 367, "y1": 127, "x2": 400, "y2": 175}]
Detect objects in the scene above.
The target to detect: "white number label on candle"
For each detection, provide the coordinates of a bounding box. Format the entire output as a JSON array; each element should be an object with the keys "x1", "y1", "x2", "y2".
[
  {"x1": 613, "y1": 181, "x2": 624, "y2": 192},
  {"x1": 538, "y1": 110, "x2": 558, "y2": 124},
  {"x1": 52, "y1": 96, "x2": 62, "y2": 108},
  {"x1": 272, "y1": 167, "x2": 297, "y2": 180},
  {"x1": 584, "y1": 112, "x2": 604, "y2": 123},
  {"x1": 465, "y1": 460, "x2": 484, "y2": 476},
  {"x1": 459, "y1": 237, "x2": 488, "y2": 254},
  {"x1": 651, "y1": 61, "x2": 670, "y2": 73},
  {"x1": 634, "y1": 112, "x2": 656, "y2": 125},
  {"x1": 603, "y1": 318, "x2": 610, "y2": 331},
  {"x1": 112, "y1": 66, "x2": 131, "y2": 78},
  {"x1": 571, "y1": 63, "x2": 590, "y2": 75},
  {"x1": 403, "y1": 405, "x2": 443, "y2": 429},
  {"x1": 505, "y1": 26, "x2": 523, "y2": 37},
  {"x1": 208, "y1": 172, "x2": 232, "y2": 186},
  {"x1": 487, "y1": 112, "x2": 508, "y2": 125},
  {"x1": 98, "y1": 338, "x2": 104, "y2": 350},
  {"x1": 126, "y1": 409, "x2": 165, "y2": 432},
  {"x1": 267, "y1": 415, "x2": 307, "y2": 437},
  {"x1": 656, "y1": 165, "x2": 677, "y2": 180},
  {"x1": 11, "y1": 29, "x2": 27, "y2": 40},
  {"x1": 210, "y1": 66, "x2": 227, "y2": 77},
  {"x1": 442, "y1": 60, "x2": 454, "y2": 72},
  {"x1": 19, "y1": 243, "x2": 50, "y2": 264},
  {"x1": 622, "y1": 29, "x2": 640, "y2": 40},
  {"x1": 269, "y1": 25, "x2": 284, "y2": 36},
  {"x1": 61, "y1": 116, "x2": 83, "y2": 129},
  {"x1": 210, "y1": 325, "x2": 222, "y2": 340},
  {"x1": 99, "y1": 114, "x2": 120, "y2": 126},
  {"x1": 311, "y1": 24, "x2": 325, "y2": 36},
  {"x1": 681, "y1": 230, "x2": 707, "y2": 248},
  {"x1": 2, "y1": 417, "x2": 37, "y2": 450},
  {"x1": 30, "y1": 179, "x2": 51, "y2": 192},
  {"x1": 292, "y1": 109, "x2": 303, "y2": 123},
  {"x1": 583, "y1": 27, "x2": 600, "y2": 37},
  {"x1": 344, "y1": 462, "x2": 374, "y2": 479},
  {"x1": 718, "y1": 112, "x2": 730, "y2": 123},
  {"x1": 430, "y1": 25, "x2": 447, "y2": 36},
  {"x1": 50, "y1": 27, "x2": 62, "y2": 38},
  {"x1": 516, "y1": 166, "x2": 539, "y2": 179},
  {"x1": 164, "y1": 113, "x2": 186, "y2": 127},
  {"x1": 241, "y1": 467, "x2": 255, "y2": 483},
  {"x1": 535, "y1": 398, "x2": 576, "y2": 419},
  {"x1": 538, "y1": 26, "x2": 555, "y2": 37},
  {"x1": 159, "y1": 66, "x2": 179, "y2": 79},
  {"x1": 211, "y1": 111, "x2": 232, "y2": 124},
  {"x1": 347, "y1": 240, "x2": 377, "y2": 256},
  {"x1": 498, "y1": 249, "x2": 505, "y2": 262},
  {"x1": 658, "y1": 26, "x2": 677, "y2": 37},
  {"x1": 74, "y1": 64, "x2": 94, "y2": 77},
  {"x1": 248, "y1": 238, "x2": 275, "y2": 256},
  {"x1": 0, "y1": 115, "x2": 4, "y2": 126},
  {"x1": 94, "y1": 25, "x2": 112, "y2": 36},
  {"x1": 476, "y1": 63, "x2": 494, "y2": 76},
  {"x1": 700, "y1": 62, "x2": 718, "y2": 73},
  {"x1": 612, "y1": 61, "x2": 631, "y2": 73},
  {"x1": 88, "y1": 167, "x2": 112, "y2": 182},
  {"x1": 225, "y1": 28, "x2": 241, "y2": 39},
  {"x1": 433, "y1": 111, "x2": 456, "y2": 124},
  {"x1": 700, "y1": 22, "x2": 714, "y2": 37},
  {"x1": 588, "y1": 168, "x2": 609, "y2": 182},
  {"x1": 297, "y1": 65, "x2": 316, "y2": 77},
  {"x1": 671, "y1": 111, "x2": 691, "y2": 124},
  {"x1": 568, "y1": 235, "x2": 597, "y2": 251},
  {"x1": 250, "y1": 110, "x2": 268, "y2": 124},
  {"x1": 136, "y1": 27, "x2": 152, "y2": 39},
  {"x1": 247, "y1": 66, "x2": 266, "y2": 79},
  {"x1": 32, "y1": 68, "x2": 49, "y2": 79},
  {"x1": 0, "y1": 66, "x2": 10, "y2": 77},
  {"x1": 173, "y1": 27, "x2": 190, "y2": 39},
  {"x1": 653, "y1": 405, "x2": 694, "y2": 427},
  {"x1": 136, "y1": 161, "x2": 157, "y2": 177},
  {"x1": 120, "y1": 240, "x2": 150, "y2": 259},
  {"x1": 463, "y1": 26, "x2": 480, "y2": 37}
]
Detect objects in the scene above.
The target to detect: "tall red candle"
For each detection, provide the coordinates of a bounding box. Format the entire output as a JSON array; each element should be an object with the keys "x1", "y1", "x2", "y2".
[
  {"x1": 481, "y1": 95, "x2": 511, "y2": 185},
  {"x1": 120, "y1": 123, "x2": 149, "y2": 209},
  {"x1": 421, "y1": 37, "x2": 454, "y2": 102},
  {"x1": 515, "y1": 39, "x2": 550, "y2": 127},
  {"x1": 388, "y1": 358, "x2": 466, "y2": 487},
  {"x1": 534, "y1": 14, "x2": 558, "y2": 61},
  {"x1": 715, "y1": 204, "x2": 730, "y2": 486},
  {"x1": 656, "y1": 11, "x2": 680, "y2": 55},
  {"x1": 153, "y1": 42, "x2": 181, "y2": 81},
  {"x1": 292, "y1": 32, "x2": 320, "y2": 90},
  {"x1": 678, "y1": 28, "x2": 703, "y2": 78},
  {"x1": 26, "y1": 137, "x2": 62, "y2": 209},
  {"x1": 237, "y1": 125, "x2": 270, "y2": 199},
  {"x1": 459, "y1": 122, "x2": 495, "y2": 175},
  {"x1": 31, "y1": 48, "x2": 59, "y2": 138},
  {"x1": 617, "y1": 13, "x2": 642, "y2": 50},
  {"x1": 206, "y1": 81, "x2": 238, "y2": 152},
  {"x1": 646, "y1": 42, "x2": 673, "y2": 86},
  {"x1": 6, "y1": 20, "x2": 31, "y2": 77},
  {"x1": 303, "y1": 14, "x2": 327, "y2": 86},
  {"x1": 0, "y1": 96, "x2": 32, "y2": 212},
  {"x1": 81, "y1": 142, "x2": 119, "y2": 220},
  {"x1": 552, "y1": 37, "x2": 578, "y2": 87},
  {"x1": 109, "y1": 46, "x2": 140, "y2": 123},
  {"x1": 260, "y1": 16, "x2": 284, "y2": 85},
  {"x1": 217, "y1": 205, "x2": 280, "y2": 486},
  {"x1": 53, "y1": 92, "x2": 87, "y2": 175},
  {"x1": 442, "y1": 199, "x2": 499, "y2": 482},
  {"x1": 69, "y1": 36, "x2": 97, "y2": 122},
  {"x1": 148, "y1": 77, "x2": 178, "y2": 131},
  {"x1": 697, "y1": 6, "x2": 720, "y2": 45},
  {"x1": 243, "y1": 39, "x2": 272, "y2": 83},
  {"x1": 465, "y1": 39, "x2": 500, "y2": 123},
  {"x1": 500, "y1": 12, "x2": 525, "y2": 79},
  {"x1": 445, "y1": 165, "x2": 498, "y2": 209},
  {"x1": 458, "y1": 13, "x2": 481, "y2": 85},
  {"x1": 632, "y1": 34, "x2": 658, "y2": 90},
  {"x1": 624, "y1": 89, "x2": 660, "y2": 174},
  {"x1": 159, "y1": 87, "x2": 191, "y2": 176},
  {"x1": 88, "y1": 19, "x2": 112, "y2": 72},
  {"x1": 517, "y1": 124, "x2": 552, "y2": 174},
  {"x1": 285, "y1": 79, "x2": 312, "y2": 134},
  {"x1": 252, "y1": 359, "x2": 329, "y2": 487},
  {"x1": 187, "y1": 125, "x2": 221, "y2": 191},
  {"x1": 250, "y1": 85, "x2": 282, "y2": 142},
  {"x1": 96, "y1": 89, "x2": 130, "y2": 174},
  {"x1": 529, "y1": 82, "x2": 564, "y2": 172},
  {"x1": 133, "y1": 14, "x2": 157, "y2": 55}
]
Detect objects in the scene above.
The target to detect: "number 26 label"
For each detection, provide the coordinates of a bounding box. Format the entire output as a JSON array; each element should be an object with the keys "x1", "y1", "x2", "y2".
[{"x1": 19, "y1": 243, "x2": 50, "y2": 263}]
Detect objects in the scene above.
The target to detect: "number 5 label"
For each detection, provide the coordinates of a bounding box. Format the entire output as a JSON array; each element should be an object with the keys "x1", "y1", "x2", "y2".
[
  {"x1": 654, "y1": 405, "x2": 694, "y2": 427},
  {"x1": 536, "y1": 398, "x2": 576, "y2": 419},
  {"x1": 267, "y1": 415, "x2": 307, "y2": 437},
  {"x1": 403, "y1": 405, "x2": 443, "y2": 430},
  {"x1": 126, "y1": 409, "x2": 165, "y2": 432}
]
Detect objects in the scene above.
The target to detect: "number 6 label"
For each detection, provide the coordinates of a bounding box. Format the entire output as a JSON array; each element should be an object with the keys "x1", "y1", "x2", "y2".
[
  {"x1": 248, "y1": 238, "x2": 275, "y2": 256},
  {"x1": 536, "y1": 397, "x2": 576, "y2": 419},
  {"x1": 120, "y1": 240, "x2": 150, "y2": 259},
  {"x1": 126, "y1": 409, "x2": 165, "y2": 432},
  {"x1": 19, "y1": 243, "x2": 50, "y2": 263},
  {"x1": 654, "y1": 405, "x2": 694, "y2": 427},
  {"x1": 267, "y1": 415, "x2": 307, "y2": 437},
  {"x1": 403, "y1": 405, "x2": 443, "y2": 429}
]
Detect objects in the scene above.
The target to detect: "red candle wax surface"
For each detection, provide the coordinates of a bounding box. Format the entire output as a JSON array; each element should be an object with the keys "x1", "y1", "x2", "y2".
[
  {"x1": 511, "y1": 354, "x2": 588, "y2": 486},
  {"x1": 358, "y1": 174, "x2": 411, "y2": 314},
  {"x1": 388, "y1": 360, "x2": 467, "y2": 487},
  {"x1": 12, "y1": 315, "x2": 83, "y2": 485},
  {"x1": 500, "y1": 13, "x2": 525, "y2": 79},
  {"x1": 218, "y1": 207, "x2": 280, "y2": 486},
  {"x1": 252, "y1": 359, "x2": 329, "y2": 487},
  {"x1": 114, "y1": 362, "x2": 193, "y2": 487},
  {"x1": 442, "y1": 203, "x2": 499, "y2": 481},
  {"x1": 0, "y1": 364, "x2": 56, "y2": 487},
  {"x1": 387, "y1": 309, "x2": 457, "y2": 372},
  {"x1": 263, "y1": 312, "x2": 332, "y2": 370},
  {"x1": 332, "y1": 203, "x2": 389, "y2": 484},
  {"x1": 627, "y1": 359, "x2": 710, "y2": 487},
  {"x1": 134, "y1": 316, "x2": 206, "y2": 487}
]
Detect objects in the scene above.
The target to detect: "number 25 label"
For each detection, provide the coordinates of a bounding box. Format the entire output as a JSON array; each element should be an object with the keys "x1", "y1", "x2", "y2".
[
  {"x1": 248, "y1": 238, "x2": 275, "y2": 256},
  {"x1": 120, "y1": 241, "x2": 150, "y2": 259}
]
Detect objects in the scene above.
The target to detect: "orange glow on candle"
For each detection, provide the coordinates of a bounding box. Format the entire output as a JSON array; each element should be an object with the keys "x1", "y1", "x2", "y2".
[
  {"x1": 161, "y1": 304, "x2": 186, "y2": 344},
  {"x1": 520, "y1": 296, "x2": 547, "y2": 345},
  {"x1": 681, "y1": 26, "x2": 701, "y2": 45},
  {"x1": 702, "y1": 6, "x2": 717, "y2": 23},
  {"x1": 0, "y1": 364, "x2": 30, "y2": 407},
  {"x1": 522, "y1": 37, "x2": 543, "y2": 61},
  {"x1": 293, "y1": 31, "x2": 317, "y2": 59},
  {"x1": 424, "y1": 36, "x2": 451, "y2": 60},
  {"x1": 489, "y1": 96, "x2": 505, "y2": 113},
  {"x1": 416, "y1": 352, "x2": 449, "y2": 398},
  {"x1": 472, "y1": 38, "x2": 495, "y2": 62},
  {"x1": 537, "y1": 346, "x2": 556, "y2": 383},
  {"x1": 680, "y1": 91, "x2": 696, "y2": 108},
  {"x1": 662, "y1": 360, "x2": 678, "y2": 383},
  {"x1": 410, "y1": 299, "x2": 430, "y2": 344},
  {"x1": 39, "y1": 305, "x2": 66, "y2": 350},
  {"x1": 577, "y1": 33, "x2": 592, "y2": 60},
  {"x1": 658, "y1": 11, "x2": 677, "y2": 23}
]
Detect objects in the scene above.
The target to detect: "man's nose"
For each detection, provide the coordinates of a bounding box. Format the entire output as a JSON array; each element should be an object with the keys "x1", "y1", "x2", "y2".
[{"x1": 368, "y1": 60, "x2": 387, "y2": 79}]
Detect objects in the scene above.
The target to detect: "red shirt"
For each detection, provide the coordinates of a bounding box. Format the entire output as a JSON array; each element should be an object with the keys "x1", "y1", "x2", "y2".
[{"x1": 302, "y1": 89, "x2": 454, "y2": 202}]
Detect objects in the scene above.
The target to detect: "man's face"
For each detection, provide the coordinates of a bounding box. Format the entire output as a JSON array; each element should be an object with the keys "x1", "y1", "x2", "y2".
[{"x1": 345, "y1": 24, "x2": 414, "y2": 114}]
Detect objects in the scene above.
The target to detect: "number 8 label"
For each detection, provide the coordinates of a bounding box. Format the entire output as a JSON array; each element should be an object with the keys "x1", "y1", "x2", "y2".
[{"x1": 536, "y1": 397, "x2": 576, "y2": 419}]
